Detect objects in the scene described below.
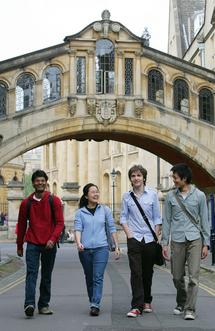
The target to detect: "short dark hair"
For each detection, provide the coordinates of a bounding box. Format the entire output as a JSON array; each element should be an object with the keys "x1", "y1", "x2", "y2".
[
  {"x1": 171, "y1": 163, "x2": 192, "y2": 184},
  {"x1": 128, "y1": 164, "x2": 147, "y2": 184},
  {"x1": 31, "y1": 170, "x2": 48, "y2": 182}
]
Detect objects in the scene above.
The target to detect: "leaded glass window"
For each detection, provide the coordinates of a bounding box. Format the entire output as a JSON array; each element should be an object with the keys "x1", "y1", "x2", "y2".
[
  {"x1": 125, "y1": 58, "x2": 133, "y2": 95},
  {"x1": 16, "y1": 74, "x2": 34, "y2": 111},
  {"x1": 148, "y1": 69, "x2": 163, "y2": 103},
  {"x1": 0, "y1": 82, "x2": 7, "y2": 116},
  {"x1": 96, "y1": 39, "x2": 114, "y2": 94},
  {"x1": 77, "y1": 57, "x2": 86, "y2": 94},
  {"x1": 199, "y1": 88, "x2": 214, "y2": 123},
  {"x1": 173, "y1": 79, "x2": 189, "y2": 112},
  {"x1": 43, "y1": 66, "x2": 61, "y2": 102}
]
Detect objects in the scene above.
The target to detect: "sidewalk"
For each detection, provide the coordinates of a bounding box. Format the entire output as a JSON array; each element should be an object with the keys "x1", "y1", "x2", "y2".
[{"x1": 200, "y1": 252, "x2": 215, "y2": 273}]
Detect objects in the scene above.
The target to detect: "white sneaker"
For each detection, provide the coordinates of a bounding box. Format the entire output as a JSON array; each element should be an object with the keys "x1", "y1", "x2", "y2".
[
  {"x1": 126, "y1": 308, "x2": 141, "y2": 317},
  {"x1": 184, "y1": 310, "x2": 195, "y2": 320}
]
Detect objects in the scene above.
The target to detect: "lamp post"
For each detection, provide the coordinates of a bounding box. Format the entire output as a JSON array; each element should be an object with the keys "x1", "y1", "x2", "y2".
[{"x1": 110, "y1": 168, "x2": 117, "y2": 219}]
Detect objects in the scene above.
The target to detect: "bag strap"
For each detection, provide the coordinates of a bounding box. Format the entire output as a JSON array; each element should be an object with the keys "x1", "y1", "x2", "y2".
[
  {"x1": 173, "y1": 191, "x2": 202, "y2": 234},
  {"x1": 130, "y1": 192, "x2": 158, "y2": 242}
]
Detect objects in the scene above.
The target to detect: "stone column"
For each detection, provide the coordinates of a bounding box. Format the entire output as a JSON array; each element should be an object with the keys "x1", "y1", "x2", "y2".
[
  {"x1": 88, "y1": 141, "x2": 99, "y2": 184},
  {"x1": 67, "y1": 140, "x2": 78, "y2": 183},
  {"x1": 117, "y1": 50, "x2": 124, "y2": 96},
  {"x1": 135, "y1": 51, "x2": 141, "y2": 96},
  {"x1": 88, "y1": 50, "x2": 95, "y2": 95},
  {"x1": 35, "y1": 79, "x2": 43, "y2": 106},
  {"x1": 8, "y1": 88, "x2": 16, "y2": 115},
  {"x1": 61, "y1": 182, "x2": 80, "y2": 230},
  {"x1": 7, "y1": 180, "x2": 24, "y2": 239},
  {"x1": 69, "y1": 49, "x2": 76, "y2": 95}
]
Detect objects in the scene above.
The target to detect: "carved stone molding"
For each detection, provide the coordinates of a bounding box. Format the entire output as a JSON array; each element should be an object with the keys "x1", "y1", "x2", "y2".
[
  {"x1": 87, "y1": 98, "x2": 96, "y2": 115},
  {"x1": 117, "y1": 99, "x2": 125, "y2": 115},
  {"x1": 134, "y1": 98, "x2": 144, "y2": 117},
  {"x1": 87, "y1": 98, "x2": 119, "y2": 125},
  {"x1": 67, "y1": 96, "x2": 77, "y2": 116}
]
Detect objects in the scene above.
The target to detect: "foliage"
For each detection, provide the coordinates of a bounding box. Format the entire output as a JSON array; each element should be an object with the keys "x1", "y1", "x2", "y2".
[{"x1": 24, "y1": 174, "x2": 33, "y2": 197}]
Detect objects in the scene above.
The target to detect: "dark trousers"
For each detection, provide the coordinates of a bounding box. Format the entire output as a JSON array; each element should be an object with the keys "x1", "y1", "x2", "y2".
[
  {"x1": 127, "y1": 238, "x2": 157, "y2": 311},
  {"x1": 25, "y1": 242, "x2": 57, "y2": 310}
]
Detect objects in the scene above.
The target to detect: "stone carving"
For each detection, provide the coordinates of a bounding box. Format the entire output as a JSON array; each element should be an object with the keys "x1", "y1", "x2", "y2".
[
  {"x1": 117, "y1": 99, "x2": 125, "y2": 115},
  {"x1": 87, "y1": 98, "x2": 118, "y2": 125},
  {"x1": 134, "y1": 99, "x2": 144, "y2": 117},
  {"x1": 67, "y1": 96, "x2": 77, "y2": 116},
  {"x1": 96, "y1": 100, "x2": 117, "y2": 124},
  {"x1": 93, "y1": 10, "x2": 120, "y2": 37},
  {"x1": 87, "y1": 98, "x2": 96, "y2": 115}
]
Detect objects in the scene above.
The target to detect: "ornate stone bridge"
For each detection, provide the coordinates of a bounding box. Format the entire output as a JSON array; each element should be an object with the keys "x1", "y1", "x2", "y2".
[{"x1": 0, "y1": 10, "x2": 215, "y2": 191}]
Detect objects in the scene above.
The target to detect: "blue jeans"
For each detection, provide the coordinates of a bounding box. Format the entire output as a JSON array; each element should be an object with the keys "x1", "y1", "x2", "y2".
[
  {"x1": 25, "y1": 243, "x2": 56, "y2": 309},
  {"x1": 79, "y1": 246, "x2": 109, "y2": 309}
]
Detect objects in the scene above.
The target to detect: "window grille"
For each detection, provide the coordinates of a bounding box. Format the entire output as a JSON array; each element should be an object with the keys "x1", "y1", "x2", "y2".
[
  {"x1": 0, "y1": 83, "x2": 7, "y2": 116},
  {"x1": 16, "y1": 74, "x2": 34, "y2": 111},
  {"x1": 148, "y1": 69, "x2": 163, "y2": 103},
  {"x1": 125, "y1": 58, "x2": 133, "y2": 95},
  {"x1": 77, "y1": 57, "x2": 86, "y2": 94},
  {"x1": 199, "y1": 88, "x2": 214, "y2": 123},
  {"x1": 43, "y1": 66, "x2": 61, "y2": 102},
  {"x1": 173, "y1": 79, "x2": 189, "y2": 112}
]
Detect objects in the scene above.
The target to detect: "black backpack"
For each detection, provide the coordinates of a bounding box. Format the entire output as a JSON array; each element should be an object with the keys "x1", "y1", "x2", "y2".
[{"x1": 26, "y1": 194, "x2": 60, "y2": 247}]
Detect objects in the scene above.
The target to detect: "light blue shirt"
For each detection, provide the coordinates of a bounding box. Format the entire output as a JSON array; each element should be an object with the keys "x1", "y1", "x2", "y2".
[
  {"x1": 120, "y1": 187, "x2": 162, "y2": 243},
  {"x1": 161, "y1": 185, "x2": 210, "y2": 246},
  {"x1": 74, "y1": 204, "x2": 116, "y2": 249}
]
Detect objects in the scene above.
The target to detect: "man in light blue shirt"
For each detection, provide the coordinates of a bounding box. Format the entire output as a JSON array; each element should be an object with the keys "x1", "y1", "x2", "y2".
[
  {"x1": 162, "y1": 163, "x2": 210, "y2": 321},
  {"x1": 120, "y1": 165, "x2": 162, "y2": 318}
]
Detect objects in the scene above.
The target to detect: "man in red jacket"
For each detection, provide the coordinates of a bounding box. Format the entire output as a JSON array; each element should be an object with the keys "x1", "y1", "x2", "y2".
[{"x1": 17, "y1": 170, "x2": 64, "y2": 318}]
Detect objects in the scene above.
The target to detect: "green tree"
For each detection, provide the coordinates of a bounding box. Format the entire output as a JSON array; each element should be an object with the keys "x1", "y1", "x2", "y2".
[{"x1": 24, "y1": 174, "x2": 33, "y2": 197}]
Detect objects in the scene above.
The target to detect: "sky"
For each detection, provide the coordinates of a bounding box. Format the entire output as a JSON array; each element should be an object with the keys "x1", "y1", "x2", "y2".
[{"x1": 0, "y1": 0, "x2": 170, "y2": 62}]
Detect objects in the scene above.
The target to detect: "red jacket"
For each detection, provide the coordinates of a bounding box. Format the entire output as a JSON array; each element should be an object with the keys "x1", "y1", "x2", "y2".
[{"x1": 17, "y1": 191, "x2": 64, "y2": 250}]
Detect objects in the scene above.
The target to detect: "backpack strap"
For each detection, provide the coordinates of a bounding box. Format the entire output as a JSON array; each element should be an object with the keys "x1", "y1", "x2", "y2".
[
  {"x1": 48, "y1": 194, "x2": 56, "y2": 225},
  {"x1": 26, "y1": 198, "x2": 33, "y2": 222}
]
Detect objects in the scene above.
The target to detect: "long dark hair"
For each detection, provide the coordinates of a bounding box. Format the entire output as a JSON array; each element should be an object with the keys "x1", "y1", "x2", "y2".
[{"x1": 79, "y1": 183, "x2": 99, "y2": 208}]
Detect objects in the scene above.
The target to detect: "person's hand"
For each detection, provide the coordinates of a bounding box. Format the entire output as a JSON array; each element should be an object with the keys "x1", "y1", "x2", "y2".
[
  {"x1": 45, "y1": 240, "x2": 55, "y2": 249},
  {"x1": 77, "y1": 242, "x2": 84, "y2": 251},
  {"x1": 162, "y1": 245, "x2": 170, "y2": 261},
  {"x1": 114, "y1": 247, "x2": 120, "y2": 260},
  {"x1": 201, "y1": 245, "x2": 209, "y2": 259},
  {"x1": 17, "y1": 248, "x2": 23, "y2": 257}
]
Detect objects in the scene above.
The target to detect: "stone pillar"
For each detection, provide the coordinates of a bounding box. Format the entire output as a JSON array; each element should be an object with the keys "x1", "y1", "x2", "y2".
[
  {"x1": 35, "y1": 79, "x2": 43, "y2": 106},
  {"x1": 61, "y1": 182, "x2": 80, "y2": 230},
  {"x1": 135, "y1": 51, "x2": 141, "y2": 96},
  {"x1": 88, "y1": 50, "x2": 95, "y2": 95},
  {"x1": 88, "y1": 141, "x2": 99, "y2": 184},
  {"x1": 7, "y1": 180, "x2": 24, "y2": 239},
  {"x1": 67, "y1": 140, "x2": 78, "y2": 182},
  {"x1": 69, "y1": 49, "x2": 76, "y2": 95},
  {"x1": 117, "y1": 50, "x2": 124, "y2": 96},
  {"x1": 8, "y1": 88, "x2": 16, "y2": 115}
]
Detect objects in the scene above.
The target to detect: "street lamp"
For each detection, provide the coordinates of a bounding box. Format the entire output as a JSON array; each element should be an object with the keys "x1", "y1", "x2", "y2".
[{"x1": 110, "y1": 168, "x2": 117, "y2": 219}]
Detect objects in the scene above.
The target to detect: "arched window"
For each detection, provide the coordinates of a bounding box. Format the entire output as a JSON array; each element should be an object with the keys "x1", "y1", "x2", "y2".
[
  {"x1": 148, "y1": 69, "x2": 164, "y2": 103},
  {"x1": 173, "y1": 79, "x2": 189, "y2": 113},
  {"x1": 199, "y1": 88, "x2": 214, "y2": 123},
  {"x1": 96, "y1": 39, "x2": 114, "y2": 94},
  {"x1": 16, "y1": 74, "x2": 35, "y2": 111},
  {"x1": 0, "y1": 82, "x2": 7, "y2": 116},
  {"x1": 43, "y1": 66, "x2": 61, "y2": 102}
]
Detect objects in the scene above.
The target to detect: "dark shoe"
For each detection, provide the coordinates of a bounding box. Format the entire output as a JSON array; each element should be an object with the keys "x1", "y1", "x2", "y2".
[
  {"x1": 90, "y1": 307, "x2": 100, "y2": 316},
  {"x1": 173, "y1": 305, "x2": 184, "y2": 315},
  {"x1": 38, "y1": 307, "x2": 53, "y2": 315},
  {"x1": 24, "y1": 305, "x2": 35, "y2": 317}
]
